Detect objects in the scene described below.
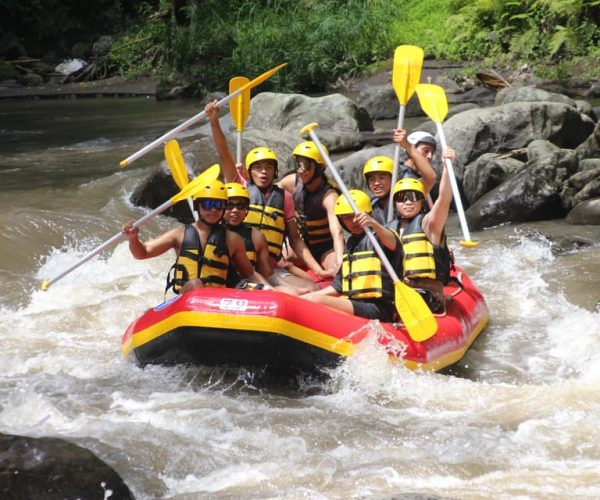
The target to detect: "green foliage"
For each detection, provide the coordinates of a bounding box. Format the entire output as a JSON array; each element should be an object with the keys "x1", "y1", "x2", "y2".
[
  {"x1": 159, "y1": 0, "x2": 394, "y2": 93},
  {"x1": 106, "y1": 2, "x2": 170, "y2": 78},
  {"x1": 440, "y1": 0, "x2": 600, "y2": 62}
]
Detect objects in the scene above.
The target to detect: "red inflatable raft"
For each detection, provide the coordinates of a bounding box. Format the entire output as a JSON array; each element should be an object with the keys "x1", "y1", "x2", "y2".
[{"x1": 122, "y1": 266, "x2": 488, "y2": 374}]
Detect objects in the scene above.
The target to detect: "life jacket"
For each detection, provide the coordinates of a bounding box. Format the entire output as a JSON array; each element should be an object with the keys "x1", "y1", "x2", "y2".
[
  {"x1": 166, "y1": 224, "x2": 229, "y2": 294},
  {"x1": 399, "y1": 214, "x2": 436, "y2": 280},
  {"x1": 245, "y1": 184, "x2": 286, "y2": 260},
  {"x1": 225, "y1": 223, "x2": 257, "y2": 287},
  {"x1": 387, "y1": 216, "x2": 452, "y2": 285},
  {"x1": 293, "y1": 177, "x2": 337, "y2": 248},
  {"x1": 340, "y1": 232, "x2": 400, "y2": 301}
]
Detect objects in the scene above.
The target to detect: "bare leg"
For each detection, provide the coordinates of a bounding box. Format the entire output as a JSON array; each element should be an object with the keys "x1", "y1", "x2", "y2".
[{"x1": 304, "y1": 293, "x2": 355, "y2": 315}]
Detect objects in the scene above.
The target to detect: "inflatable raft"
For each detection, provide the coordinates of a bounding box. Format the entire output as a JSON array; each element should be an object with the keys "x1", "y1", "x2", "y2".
[{"x1": 122, "y1": 266, "x2": 489, "y2": 374}]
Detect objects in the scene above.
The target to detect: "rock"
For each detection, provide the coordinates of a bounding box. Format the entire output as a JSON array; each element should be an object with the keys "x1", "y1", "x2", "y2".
[
  {"x1": 495, "y1": 85, "x2": 576, "y2": 106},
  {"x1": 466, "y1": 152, "x2": 573, "y2": 230},
  {"x1": 0, "y1": 433, "x2": 133, "y2": 499},
  {"x1": 575, "y1": 119, "x2": 600, "y2": 160},
  {"x1": 356, "y1": 84, "x2": 422, "y2": 120},
  {"x1": 585, "y1": 83, "x2": 600, "y2": 99},
  {"x1": 566, "y1": 197, "x2": 600, "y2": 225},
  {"x1": 446, "y1": 86, "x2": 496, "y2": 106},
  {"x1": 92, "y1": 35, "x2": 113, "y2": 57},
  {"x1": 462, "y1": 153, "x2": 526, "y2": 204},
  {"x1": 246, "y1": 92, "x2": 373, "y2": 132},
  {"x1": 443, "y1": 101, "x2": 595, "y2": 185}
]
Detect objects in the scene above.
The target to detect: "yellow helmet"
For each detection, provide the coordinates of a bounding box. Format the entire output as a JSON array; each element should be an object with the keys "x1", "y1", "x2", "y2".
[
  {"x1": 225, "y1": 182, "x2": 250, "y2": 201},
  {"x1": 334, "y1": 189, "x2": 372, "y2": 216},
  {"x1": 292, "y1": 141, "x2": 327, "y2": 166},
  {"x1": 245, "y1": 147, "x2": 278, "y2": 171},
  {"x1": 362, "y1": 156, "x2": 394, "y2": 180},
  {"x1": 392, "y1": 177, "x2": 425, "y2": 199},
  {"x1": 193, "y1": 179, "x2": 228, "y2": 200}
]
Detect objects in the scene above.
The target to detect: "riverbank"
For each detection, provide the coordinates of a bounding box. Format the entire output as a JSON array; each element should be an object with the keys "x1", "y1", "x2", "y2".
[{"x1": 0, "y1": 75, "x2": 157, "y2": 99}]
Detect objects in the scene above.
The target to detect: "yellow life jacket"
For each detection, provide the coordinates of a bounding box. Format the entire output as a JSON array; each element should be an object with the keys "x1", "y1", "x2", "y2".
[
  {"x1": 340, "y1": 233, "x2": 398, "y2": 301},
  {"x1": 166, "y1": 224, "x2": 229, "y2": 294},
  {"x1": 399, "y1": 214, "x2": 436, "y2": 280},
  {"x1": 245, "y1": 184, "x2": 286, "y2": 259},
  {"x1": 225, "y1": 223, "x2": 256, "y2": 287},
  {"x1": 293, "y1": 178, "x2": 337, "y2": 247}
]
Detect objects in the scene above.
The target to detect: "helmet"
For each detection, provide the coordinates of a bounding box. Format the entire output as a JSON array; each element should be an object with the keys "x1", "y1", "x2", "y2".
[
  {"x1": 245, "y1": 147, "x2": 278, "y2": 171},
  {"x1": 362, "y1": 156, "x2": 394, "y2": 181},
  {"x1": 292, "y1": 141, "x2": 327, "y2": 166},
  {"x1": 407, "y1": 131, "x2": 437, "y2": 150},
  {"x1": 225, "y1": 182, "x2": 249, "y2": 201},
  {"x1": 193, "y1": 179, "x2": 228, "y2": 200},
  {"x1": 392, "y1": 177, "x2": 425, "y2": 199},
  {"x1": 334, "y1": 189, "x2": 372, "y2": 216}
]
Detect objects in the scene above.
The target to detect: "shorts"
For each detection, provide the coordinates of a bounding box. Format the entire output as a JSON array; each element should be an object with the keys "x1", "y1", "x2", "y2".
[{"x1": 350, "y1": 299, "x2": 396, "y2": 323}]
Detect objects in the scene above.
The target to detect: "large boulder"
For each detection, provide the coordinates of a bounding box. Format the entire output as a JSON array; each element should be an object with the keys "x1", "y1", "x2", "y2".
[
  {"x1": 462, "y1": 153, "x2": 526, "y2": 205},
  {"x1": 465, "y1": 142, "x2": 577, "y2": 229},
  {"x1": 246, "y1": 92, "x2": 373, "y2": 133},
  {"x1": 0, "y1": 434, "x2": 133, "y2": 499},
  {"x1": 442, "y1": 101, "x2": 596, "y2": 184},
  {"x1": 566, "y1": 198, "x2": 600, "y2": 225}
]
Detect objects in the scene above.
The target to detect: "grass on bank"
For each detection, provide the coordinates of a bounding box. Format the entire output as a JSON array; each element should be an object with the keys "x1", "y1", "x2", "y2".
[{"x1": 106, "y1": 0, "x2": 600, "y2": 93}]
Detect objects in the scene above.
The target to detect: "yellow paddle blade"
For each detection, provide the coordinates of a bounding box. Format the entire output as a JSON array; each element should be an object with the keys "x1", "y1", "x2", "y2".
[
  {"x1": 243, "y1": 63, "x2": 286, "y2": 94},
  {"x1": 392, "y1": 45, "x2": 424, "y2": 105},
  {"x1": 415, "y1": 83, "x2": 448, "y2": 124},
  {"x1": 171, "y1": 163, "x2": 220, "y2": 203},
  {"x1": 229, "y1": 76, "x2": 250, "y2": 132},
  {"x1": 164, "y1": 140, "x2": 190, "y2": 189},
  {"x1": 394, "y1": 281, "x2": 438, "y2": 341}
]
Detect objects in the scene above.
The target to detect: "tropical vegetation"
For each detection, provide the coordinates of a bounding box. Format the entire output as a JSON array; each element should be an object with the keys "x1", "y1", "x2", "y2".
[{"x1": 2, "y1": 0, "x2": 599, "y2": 93}]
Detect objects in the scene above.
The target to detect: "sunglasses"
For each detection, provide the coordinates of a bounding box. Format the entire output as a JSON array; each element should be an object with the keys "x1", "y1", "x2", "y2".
[
  {"x1": 226, "y1": 201, "x2": 249, "y2": 210},
  {"x1": 395, "y1": 191, "x2": 424, "y2": 203},
  {"x1": 295, "y1": 158, "x2": 315, "y2": 172},
  {"x1": 198, "y1": 199, "x2": 226, "y2": 211}
]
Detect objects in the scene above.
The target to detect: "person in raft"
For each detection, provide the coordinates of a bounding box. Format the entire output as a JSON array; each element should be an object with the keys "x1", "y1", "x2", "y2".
[
  {"x1": 223, "y1": 182, "x2": 308, "y2": 294},
  {"x1": 121, "y1": 179, "x2": 270, "y2": 295},
  {"x1": 302, "y1": 189, "x2": 402, "y2": 322},
  {"x1": 277, "y1": 140, "x2": 344, "y2": 278},
  {"x1": 364, "y1": 128, "x2": 437, "y2": 224},
  {"x1": 204, "y1": 100, "x2": 325, "y2": 288},
  {"x1": 385, "y1": 146, "x2": 456, "y2": 313}
]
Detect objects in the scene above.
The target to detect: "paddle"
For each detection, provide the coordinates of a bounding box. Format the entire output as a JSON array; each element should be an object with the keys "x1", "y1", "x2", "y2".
[
  {"x1": 229, "y1": 76, "x2": 251, "y2": 164},
  {"x1": 119, "y1": 63, "x2": 286, "y2": 168},
  {"x1": 41, "y1": 164, "x2": 221, "y2": 291},
  {"x1": 164, "y1": 139, "x2": 198, "y2": 221},
  {"x1": 415, "y1": 83, "x2": 478, "y2": 248},
  {"x1": 300, "y1": 122, "x2": 437, "y2": 342},
  {"x1": 387, "y1": 45, "x2": 424, "y2": 222}
]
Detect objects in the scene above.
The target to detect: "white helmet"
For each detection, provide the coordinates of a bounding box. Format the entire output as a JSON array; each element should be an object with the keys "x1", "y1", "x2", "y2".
[{"x1": 407, "y1": 131, "x2": 437, "y2": 150}]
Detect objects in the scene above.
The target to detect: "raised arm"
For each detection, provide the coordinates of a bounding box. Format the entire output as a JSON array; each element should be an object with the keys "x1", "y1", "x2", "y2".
[
  {"x1": 205, "y1": 100, "x2": 238, "y2": 183},
  {"x1": 423, "y1": 147, "x2": 456, "y2": 245},
  {"x1": 393, "y1": 128, "x2": 437, "y2": 195}
]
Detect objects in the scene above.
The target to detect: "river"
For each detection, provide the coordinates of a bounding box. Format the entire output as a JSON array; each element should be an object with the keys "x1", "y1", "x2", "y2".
[{"x1": 1, "y1": 98, "x2": 599, "y2": 499}]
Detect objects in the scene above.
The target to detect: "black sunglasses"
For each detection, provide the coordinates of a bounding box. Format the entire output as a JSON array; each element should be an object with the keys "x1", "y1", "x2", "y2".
[
  {"x1": 198, "y1": 199, "x2": 226, "y2": 211},
  {"x1": 295, "y1": 158, "x2": 316, "y2": 172},
  {"x1": 226, "y1": 201, "x2": 249, "y2": 210},
  {"x1": 394, "y1": 191, "x2": 424, "y2": 203}
]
